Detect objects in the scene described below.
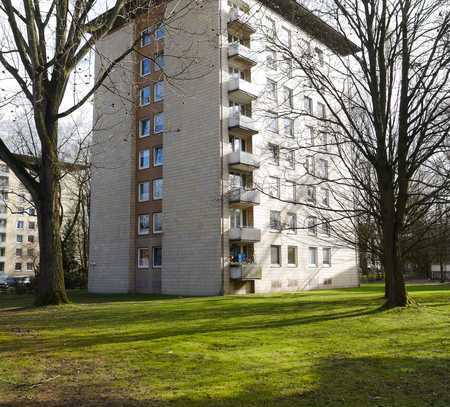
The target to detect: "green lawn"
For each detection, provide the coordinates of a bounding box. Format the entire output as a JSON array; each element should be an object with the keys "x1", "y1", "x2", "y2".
[{"x1": 0, "y1": 284, "x2": 449, "y2": 407}]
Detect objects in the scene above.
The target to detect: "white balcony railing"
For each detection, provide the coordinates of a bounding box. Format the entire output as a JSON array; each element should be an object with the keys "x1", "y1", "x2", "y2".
[
  {"x1": 228, "y1": 77, "x2": 258, "y2": 104},
  {"x1": 228, "y1": 42, "x2": 257, "y2": 67},
  {"x1": 229, "y1": 227, "x2": 261, "y2": 242}
]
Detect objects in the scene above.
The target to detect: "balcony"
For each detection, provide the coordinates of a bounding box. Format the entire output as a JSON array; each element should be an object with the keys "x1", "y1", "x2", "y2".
[
  {"x1": 228, "y1": 8, "x2": 256, "y2": 34},
  {"x1": 229, "y1": 188, "x2": 260, "y2": 207},
  {"x1": 229, "y1": 108, "x2": 258, "y2": 137},
  {"x1": 229, "y1": 227, "x2": 261, "y2": 242},
  {"x1": 228, "y1": 150, "x2": 260, "y2": 172},
  {"x1": 228, "y1": 42, "x2": 257, "y2": 67},
  {"x1": 228, "y1": 77, "x2": 258, "y2": 104},
  {"x1": 230, "y1": 263, "x2": 262, "y2": 280}
]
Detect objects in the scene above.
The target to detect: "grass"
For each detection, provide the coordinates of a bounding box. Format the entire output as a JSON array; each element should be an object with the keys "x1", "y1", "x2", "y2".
[{"x1": 0, "y1": 284, "x2": 449, "y2": 407}]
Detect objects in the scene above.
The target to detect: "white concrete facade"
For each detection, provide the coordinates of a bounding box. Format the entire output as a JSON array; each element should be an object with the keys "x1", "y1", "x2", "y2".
[{"x1": 89, "y1": 0, "x2": 359, "y2": 295}]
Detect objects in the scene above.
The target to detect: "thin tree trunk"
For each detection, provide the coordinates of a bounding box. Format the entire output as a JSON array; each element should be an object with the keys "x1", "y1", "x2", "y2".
[{"x1": 35, "y1": 147, "x2": 68, "y2": 305}]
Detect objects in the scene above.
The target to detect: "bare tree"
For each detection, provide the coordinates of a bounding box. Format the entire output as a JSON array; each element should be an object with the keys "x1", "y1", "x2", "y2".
[{"x1": 254, "y1": 0, "x2": 449, "y2": 307}]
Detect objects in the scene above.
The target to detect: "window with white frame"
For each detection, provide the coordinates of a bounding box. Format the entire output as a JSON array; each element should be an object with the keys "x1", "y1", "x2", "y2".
[
  {"x1": 28, "y1": 235, "x2": 34, "y2": 243},
  {"x1": 323, "y1": 247, "x2": 331, "y2": 265},
  {"x1": 15, "y1": 262, "x2": 22, "y2": 271},
  {"x1": 286, "y1": 150, "x2": 295, "y2": 169},
  {"x1": 319, "y1": 132, "x2": 328, "y2": 151},
  {"x1": 304, "y1": 96, "x2": 313, "y2": 114},
  {"x1": 287, "y1": 246, "x2": 297, "y2": 265},
  {"x1": 0, "y1": 233, "x2": 5, "y2": 242},
  {"x1": 287, "y1": 213, "x2": 297, "y2": 233},
  {"x1": 140, "y1": 86, "x2": 151, "y2": 106},
  {"x1": 153, "y1": 247, "x2": 162, "y2": 268},
  {"x1": 322, "y1": 219, "x2": 331, "y2": 237},
  {"x1": 155, "y1": 53, "x2": 164, "y2": 71},
  {"x1": 141, "y1": 28, "x2": 151, "y2": 47},
  {"x1": 306, "y1": 156, "x2": 315, "y2": 175},
  {"x1": 154, "y1": 146, "x2": 163, "y2": 166},
  {"x1": 138, "y1": 214, "x2": 150, "y2": 235},
  {"x1": 269, "y1": 177, "x2": 280, "y2": 198},
  {"x1": 282, "y1": 86, "x2": 293, "y2": 108},
  {"x1": 138, "y1": 182, "x2": 150, "y2": 202},
  {"x1": 27, "y1": 248, "x2": 34, "y2": 257},
  {"x1": 266, "y1": 17, "x2": 276, "y2": 39},
  {"x1": 284, "y1": 58, "x2": 293, "y2": 78},
  {"x1": 154, "y1": 81, "x2": 164, "y2": 102},
  {"x1": 27, "y1": 263, "x2": 33, "y2": 271},
  {"x1": 153, "y1": 178, "x2": 163, "y2": 200},
  {"x1": 137, "y1": 248, "x2": 150, "y2": 269},
  {"x1": 16, "y1": 248, "x2": 22, "y2": 257},
  {"x1": 269, "y1": 143, "x2": 280, "y2": 165},
  {"x1": 318, "y1": 159, "x2": 329, "y2": 179},
  {"x1": 266, "y1": 79, "x2": 277, "y2": 103},
  {"x1": 28, "y1": 221, "x2": 35, "y2": 230},
  {"x1": 17, "y1": 220, "x2": 24, "y2": 229},
  {"x1": 270, "y1": 245, "x2": 281, "y2": 265},
  {"x1": 284, "y1": 118, "x2": 294, "y2": 138},
  {"x1": 308, "y1": 247, "x2": 318, "y2": 266},
  {"x1": 270, "y1": 210, "x2": 281, "y2": 230},
  {"x1": 140, "y1": 117, "x2": 149, "y2": 138},
  {"x1": 281, "y1": 27, "x2": 292, "y2": 48},
  {"x1": 155, "y1": 23, "x2": 165, "y2": 40},
  {"x1": 16, "y1": 235, "x2": 23, "y2": 243},
  {"x1": 141, "y1": 58, "x2": 151, "y2": 76},
  {"x1": 286, "y1": 181, "x2": 296, "y2": 201},
  {"x1": 317, "y1": 102, "x2": 326, "y2": 119},
  {"x1": 321, "y1": 188, "x2": 330, "y2": 206},
  {"x1": 306, "y1": 126, "x2": 314, "y2": 145},
  {"x1": 154, "y1": 112, "x2": 165, "y2": 133},
  {"x1": 139, "y1": 150, "x2": 150, "y2": 169},
  {"x1": 307, "y1": 216, "x2": 317, "y2": 236},
  {"x1": 268, "y1": 111, "x2": 278, "y2": 133},
  {"x1": 266, "y1": 47, "x2": 277, "y2": 70},
  {"x1": 153, "y1": 212, "x2": 162, "y2": 233}
]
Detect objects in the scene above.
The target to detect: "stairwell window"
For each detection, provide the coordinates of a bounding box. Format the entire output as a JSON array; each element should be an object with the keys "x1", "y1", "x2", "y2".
[
  {"x1": 284, "y1": 118, "x2": 294, "y2": 138},
  {"x1": 138, "y1": 182, "x2": 150, "y2": 202},
  {"x1": 155, "y1": 53, "x2": 165, "y2": 71},
  {"x1": 306, "y1": 156, "x2": 315, "y2": 175},
  {"x1": 137, "y1": 248, "x2": 150, "y2": 269},
  {"x1": 270, "y1": 210, "x2": 281, "y2": 231},
  {"x1": 154, "y1": 146, "x2": 163, "y2": 166},
  {"x1": 153, "y1": 247, "x2": 162, "y2": 268},
  {"x1": 141, "y1": 58, "x2": 151, "y2": 76},
  {"x1": 307, "y1": 216, "x2": 317, "y2": 236},
  {"x1": 269, "y1": 177, "x2": 280, "y2": 199},
  {"x1": 153, "y1": 212, "x2": 162, "y2": 233},
  {"x1": 270, "y1": 245, "x2": 281, "y2": 266},
  {"x1": 140, "y1": 87, "x2": 151, "y2": 106},
  {"x1": 308, "y1": 247, "x2": 318, "y2": 266},
  {"x1": 307, "y1": 186, "x2": 316, "y2": 204},
  {"x1": 153, "y1": 178, "x2": 163, "y2": 200},
  {"x1": 154, "y1": 112, "x2": 165, "y2": 133},
  {"x1": 154, "y1": 81, "x2": 164, "y2": 102},
  {"x1": 318, "y1": 102, "x2": 326, "y2": 119},
  {"x1": 323, "y1": 247, "x2": 331, "y2": 266},
  {"x1": 269, "y1": 143, "x2": 280, "y2": 166},
  {"x1": 139, "y1": 150, "x2": 150, "y2": 169},
  {"x1": 318, "y1": 159, "x2": 329, "y2": 179},
  {"x1": 138, "y1": 214, "x2": 150, "y2": 235},
  {"x1": 141, "y1": 28, "x2": 151, "y2": 47},
  {"x1": 304, "y1": 96, "x2": 313, "y2": 115},
  {"x1": 16, "y1": 235, "x2": 23, "y2": 243},
  {"x1": 266, "y1": 47, "x2": 277, "y2": 70},
  {"x1": 287, "y1": 213, "x2": 297, "y2": 233},
  {"x1": 268, "y1": 111, "x2": 278, "y2": 133},
  {"x1": 155, "y1": 23, "x2": 165, "y2": 40},
  {"x1": 321, "y1": 188, "x2": 330, "y2": 206},
  {"x1": 288, "y1": 246, "x2": 297, "y2": 266}
]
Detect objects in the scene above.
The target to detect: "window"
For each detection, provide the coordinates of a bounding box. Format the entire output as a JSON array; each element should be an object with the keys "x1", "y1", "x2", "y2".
[
  {"x1": 284, "y1": 118, "x2": 294, "y2": 138},
  {"x1": 307, "y1": 186, "x2": 316, "y2": 203},
  {"x1": 307, "y1": 216, "x2": 317, "y2": 236},
  {"x1": 286, "y1": 150, "x2": 295, "y2": 169},
  {"x1": 267, "y1": 79, "x2": 278, "y2": 103},
  {"x1": 266, "y1": 17, "x2": 276, "y2": 39},
  {"x1": 317, "y1": 102, "x2": 326, "y2": 119},
  {"x1": 15, "y1": 263, "x2": 22, "y2": 271},
  {"x1": 0, "y1": 262, "x2": 4, "y2": 271},
  {"x1": 0, "y1": 219, "x2": 6, "y2": 227},
  {"x1": 306, "y1": 126, "x2": 314, "y2": 145},
  {"x1": 269, "y1": 177, "x2": 280, "y2": 198},
  {"x1": 321, "y1": 188, "x2": 330, "y2": 206},
  {"x1": 140, "y1": 86, "x2": 151, "y2": 106},
  {"x1": 286, "y1": 181, "x2": 296, "y2": 202},
  {"x1": 16, "y1": 248, "x2": 22, "y2": 257},
  {"x1": 18, "y1": 207, "x2": 25, "y2": 215},
  {"x1": 138, "y1": 214, "x2": 150, "y2": 235},
  {"x1": 288, "y1": 246, "x2": 297, "y2": 265},
  {"x1": 268, "y1": 111, "x2": 278, "y2": 133},
  {"x1": 282, "y1": 86, "x2": 293, "y2": 108},
  {"x1": 155, "y1": 53, "x2": 164, "y2": 71},
  {"x1": 318, "y1": 159, "x2": 329, "y2": 179},
  {"x1": 16, "y1": 235, "x2": 23, "y2": 243},
  {"x1": 154, "y1": 146, "x2": 163, "y2": 166},
  {"x1": 28, "y1": 221, "x2": 35, "y2": 230},
  {"x1": 138, "y1": 182, "x2": 150, "y2": 202},
  {"x1": 269, "y1": 143, "x2": 280, "y2": 165},
  {"x1": 266, "y1": 47, "x2": 277, "y2": 70},
  {"x1": 304, "y1": 96, "x2": 313, "y2": 114},
  {"x1": 16, "y1": 221, "x2": 24, "y2": 229},
  {"x1": 140, "y1": 119, "x2": 151, "y2": 138},
  {"x1": 154, "y1": 81, "x2": 164, "y2": 102},
  {"x1": 306, "y1": 156, "x2": 315, "y2": 175},
  {"x1": 153, "y1": 212, "x2": 162, "y2": 233},
  {"x1": 155, "y1": 23, "x2": 165, "y2": 40},
  {"x1": 27, "y1": 262, "x2": 33, "y2": 271},
  {"x1": 270, "y1": 245, "x2": 281, "y2": 265},
  {"x1": 308, "y1": 247, "x2": 318, "y2": 266},
  {"x1": 153, "y1": 178, "x2": 163, "y2": 200},
  {"x1": 28, "y1": 235, "x2": 34, "y2": 243},
  {"x1": 319, "y1": 132, "x2": 328, "y2": 151},
  {"x1": 139, "y1": 150, "x2": 150, "y2": 170},
  {"x1": 270, "y1": 210, "x2": 281, "y2": 230},
  {"x1": 322, "y1": 219, "x2": 331, "y2": 237},
  {"x1": 284, "y1": 58, "x2": 293, "y2": 78},
  {"x1": 0, "y1": 205, "x2": 6, "y2": 214},
  {"x1": 137, "y1": 248, "x2": 150, "y2": 269},
  {"x1": 281, "y1": 27, "x2": 292, "y2": 48},
  {"x1": 141, "y1": 58, "x2": 151, "y2": 76},
  {"x1": 323, "y1": 248, "x2": 331, "y2": 265},
  {"x1": 27, "y1": 248, "x2": 34, "y2": 257},
  {"x1": 28, "y1": 208, "x2": 36, "y2": 216},
  {"x1": 287, "y1": 213, "x2": 297, "y2": 233},
  {"x1": 0, "y1": 233, "x2": 5, "y2": 242},
  {"x1": 153, "y1": 247, "x2": 162, "y2": 268},
  {"x1": 141, "y1": 28, "x2": 151, "y2": 47},
  {"x1": 315, "y1": 47, "x2": 324, "y2": 66},
  {"x1": 0, "y1": 248, "x2": 5, "y2": 256},
  {"x1": 154, "y1": 112, "x2": 165, "y2": 133}
]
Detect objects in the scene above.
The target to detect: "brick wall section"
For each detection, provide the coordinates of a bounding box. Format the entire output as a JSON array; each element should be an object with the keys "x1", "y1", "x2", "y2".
[{"x1": 88, "y1": 24, "x2": 135, "y2": 293}]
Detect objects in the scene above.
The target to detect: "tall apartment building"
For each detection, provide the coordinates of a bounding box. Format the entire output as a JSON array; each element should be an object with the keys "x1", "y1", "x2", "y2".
[
  {"x1": 89, "y1": 0, "x2": 360, "y2": 295},
  {"x1": 0, "y1": 162, "x2": 39, "y2": 276}
]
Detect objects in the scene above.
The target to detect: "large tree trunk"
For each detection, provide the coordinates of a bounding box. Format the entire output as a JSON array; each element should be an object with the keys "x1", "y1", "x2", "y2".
[{"x1": 34, "y1": 146, "x2": 68, "y2": 305}]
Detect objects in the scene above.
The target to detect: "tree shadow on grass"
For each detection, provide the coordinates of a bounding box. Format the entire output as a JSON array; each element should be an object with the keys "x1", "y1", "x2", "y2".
[{"x1": 1, "y1": 356, "x2": 449, "y2": 407}]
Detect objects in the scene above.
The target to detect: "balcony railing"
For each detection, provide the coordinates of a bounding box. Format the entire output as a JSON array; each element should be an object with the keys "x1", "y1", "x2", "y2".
[
  {"x1": 228, "y1": 42, "x2": 257, "y2": 67},
  {"x1": 229, "y1": 187, "x2": 260, "y2": 207},
  {"x1": 229, "y1": 226, "x2": 261, "y2": 242},
  {"x1": 228, "y1": 150, "x2": 260, "y2": 172},
  {"x1": 228, "y1": 8, "x2": 256, "y2": 34},
  {"x1": 228, "y1": 107, "x2": 258, "y2": 137},
  {"x1": 230, "y1": 263, "x2": 262, "y2": 280},
  {"x1": 228, "y1": 77, "x2": 258, "y2": 104}
]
